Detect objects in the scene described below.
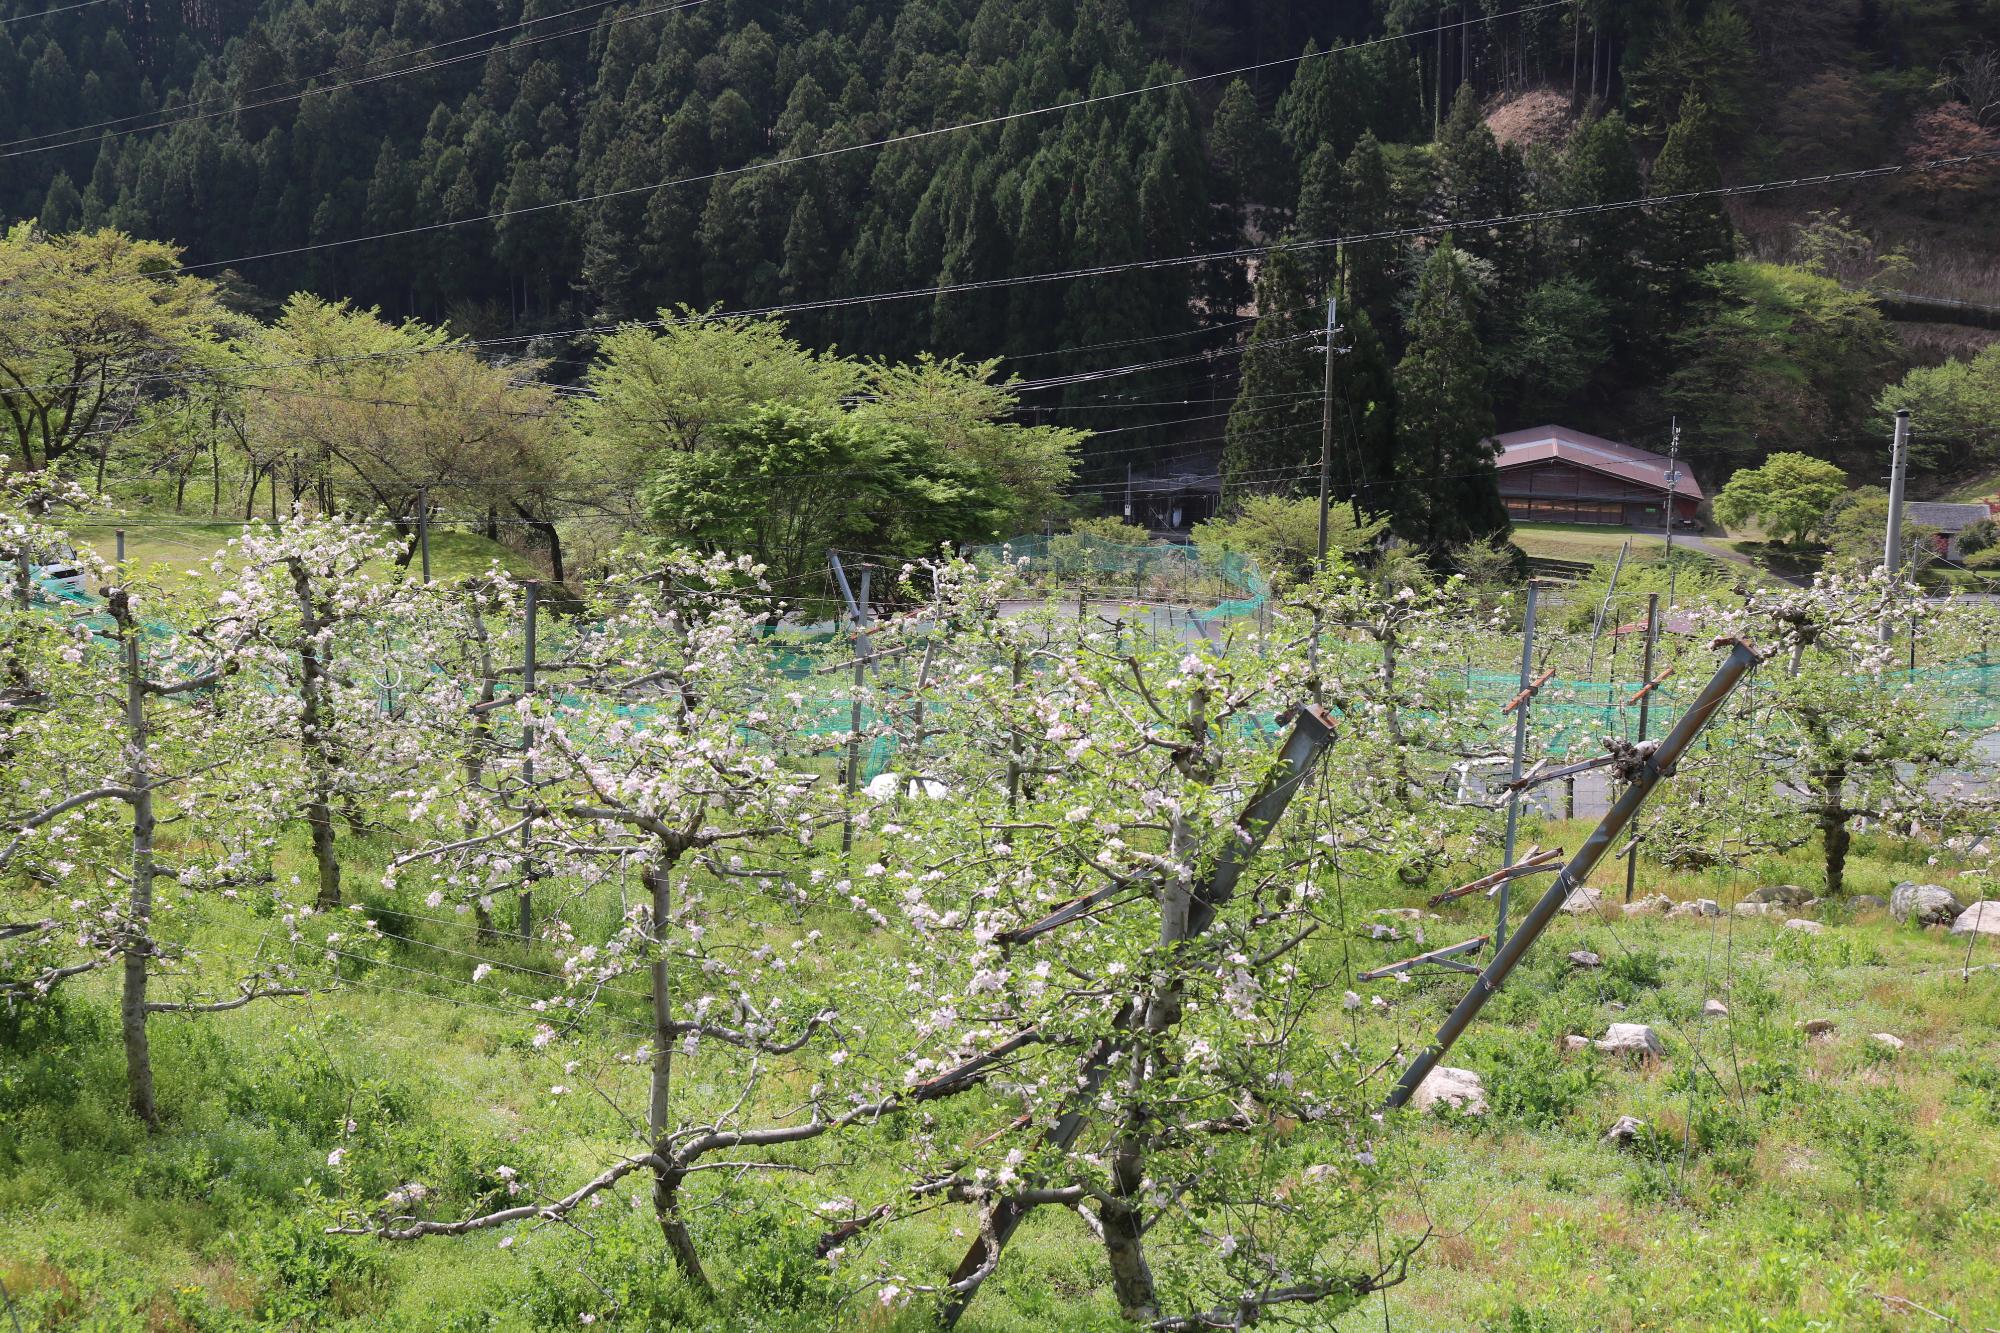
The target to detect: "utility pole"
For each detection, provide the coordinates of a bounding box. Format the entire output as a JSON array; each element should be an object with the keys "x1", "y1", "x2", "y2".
[
  {"x1": 1662, "y1": 419, "x2": 1681, "y2": 609},
  {"x1": 1316, "y1": 293, "x2": 1339, "y2": 566},
  {"x1": 1662, "y1": 419, "x2": 1680, "y2": 563},
  {"x1": 1883, "y1": 409, "x2": 1910, "y2": 644}
]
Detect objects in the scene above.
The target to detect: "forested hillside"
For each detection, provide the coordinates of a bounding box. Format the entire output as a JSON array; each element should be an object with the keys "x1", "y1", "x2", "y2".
[{"x1": 1, "y1": 0, "x2": 1998, "y2": 521}]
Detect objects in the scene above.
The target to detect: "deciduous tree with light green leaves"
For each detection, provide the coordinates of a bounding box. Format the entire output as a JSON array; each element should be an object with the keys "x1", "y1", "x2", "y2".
[
  {"x1": 0, "y1": 224, "x2": 225, "y2": 475},
  {"x1": 1713, "y1": 452, "x2": 1849, "y2": 547},
  {"x1": 1192, "y1": 493, "x2": 1385, "y2": 586},
  {"x1": 1667, "y1": 262, "x2": 1897, "y2": 467},
  {"x1": 574, "y1": 309, "x2": 864, "y2": 466},
  {"x1": 1876, "y1": 342, "x2": 2000, "y2": 474}
]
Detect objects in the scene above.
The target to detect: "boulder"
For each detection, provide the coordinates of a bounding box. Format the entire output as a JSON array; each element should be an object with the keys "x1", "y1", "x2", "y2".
[
  {"x1": 1668, "y1": 898, "x2": 1723, "y2": 919},
  {"x1": 1781, "y1": 918, "x2": 1826, "y2": 935},
  {"x1": 1372, "y1": 908, "x2": 1422, "y2": 922},
  {"x1": 1847, "y1": 894, "x2": 1889, "y2": 914},
  {"x1": 1890, "y1": 882, "x2": 1964, "y2": 927},
  {"x1": 1563, "y1": 1035, "x2": 1591, "y2": 1053},
  {"x1": 1798, "y1": 1018, "x2": 1836, "y2": 1037},
  {"x1": 1747, "y1": 884, "x2": 1812, "y2": 906},
  {"x1": 1595, "y1": 1023, "x2": 1664, "y2": 1059},
  {"x1": 1702, "y1": 999, "x2": 1729, "y2": 1018},
  {"x1": 1623, "y1": 894, "x2": 1673, "y2": 917},
  {"x1": 1410, "y1": 1066, "x2": 1487, "y2": 1116},
  {"x1": 1871, "y1": 1032, "x2": 1905, "y2": 1052},
  {"x1": 1735, "y1": 902, "x2": 1780, "y2": 918},
  {"x1": 1605, "y1": 1000, "x2": 1628, "y2": 1012},
  {"x1": 1948, "y1": 901, "x2": 2000, "y2": 939},
  {"x1": 1601, "y1": 1115, "x2": 1646, "y2": 1147},
  {"x1": 1559, "y1": 886, "x2": 1603, "y2": 915},
  {"x1": 1567, "y1": 949, "x2": 1602, "y2": 970}
]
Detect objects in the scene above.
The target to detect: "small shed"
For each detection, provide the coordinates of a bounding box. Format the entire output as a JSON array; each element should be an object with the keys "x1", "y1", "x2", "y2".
[{"x1": 1903, "y1": 501, "x2": 1995, "y2": 560}]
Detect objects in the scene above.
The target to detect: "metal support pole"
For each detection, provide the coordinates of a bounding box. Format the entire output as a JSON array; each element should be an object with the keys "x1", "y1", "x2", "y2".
[
  {"x1": 417, "y1": 486, "x2": 432, "y2": 584},
  {"x1": 1624, "y1": 592, "x2": 1658, "y2": 903},
  {"x1": 841, "y1": 566, "x2": 872, "y2": 855},
  {"x1": 1316, "y1": 294, "x2": 1338, "y2": 566},
  {"x1": 941, "y1": 704, "x2": 1338, "y2": 1328},
  {"x1": 115, "y1": 528, "x2": 126, "y2": 568},
  {"x1": 829, "y1": 551, "x2": 861, "y2": 623},
  {"x1": 1585, "y1": 540, "x2": 1628, "y2": 680},
  {"x1": 1883, "y1": 409, "x2": 1910, "y2": 644},
  {"x1": 518, "y1": 580, "x2": 539, "y2": 941},
  {"x1": 1496, "y1": 581, "x2": 1540, "y2": 949},
  {"x1": 1005, "y1": 647, "x2": 1024, "y2": 812},
  {"x1": 1386, "y1": 640, "x2": 1759, "y2": 1111}
]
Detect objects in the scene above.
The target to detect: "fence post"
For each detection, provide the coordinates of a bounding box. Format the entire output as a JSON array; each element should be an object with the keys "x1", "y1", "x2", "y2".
[
  {"x1": 841, "y1": 565, "x2": 872, "y2": 855},
  {"x1": 1624, "y1": 592, "x2": 1659, "y2": 903},
  {"x1": 417, "y1": 486, "x2": 432, "y2": 584},
  {"x1": 518, "y1": 580, "x2": 539, "y2": 941},
  {"x1": 1006, "y1": 647, "x2": 1024, "y2": 813},
  {"x1": 1496, "y1": 582, "x2": 1540, "y2": 949}
]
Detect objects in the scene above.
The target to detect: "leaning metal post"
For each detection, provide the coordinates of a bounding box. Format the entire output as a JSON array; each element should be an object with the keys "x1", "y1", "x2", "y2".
[
  {"x1": 1385, "y1": 639, "x2": 1758, "y2": 1112},
  {"x1": 938, "y1": 703, "x2": 1338, "y2": 1328}
]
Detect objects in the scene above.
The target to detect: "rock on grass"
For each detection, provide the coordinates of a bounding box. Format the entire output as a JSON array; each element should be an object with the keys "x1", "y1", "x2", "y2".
[
  {"x1": 1948, "y1": 901, "x2": 2000, "y2": 938},
  {"x1": 1411, "y1": 1066, "x2": 1488, "y2": 1116}
]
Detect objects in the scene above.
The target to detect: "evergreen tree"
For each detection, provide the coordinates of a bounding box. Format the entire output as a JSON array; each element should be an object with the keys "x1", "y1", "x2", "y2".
[
  {"x1": 1294, "y1": 142, "x2": 1349, "y2": 314},
  {"x1": 1389, "y1": 241, "x2": 1507, "y2": 557},
  {"x1": 39, "y1": 172, "x2": 82, "y2": 231},
  {"x1": 1337, "y1": 132, "x2": 1399, "y2": 339},
  {"x1": 1555, "y1": 111, "x2": 1644, "y2": 300},
  {"x1": 1222, "y1": 244, "x2": 1320, "y2": 494},
  {"x1": 1207, "y1": 78, "x2": 1283, "y2": 213},
  {"x1": 1433, "y1": 84, "x2": 1519, "y2": 242},
  {"x1": 1644, "y1": 96, "x2": 1735, "y2": 312}
]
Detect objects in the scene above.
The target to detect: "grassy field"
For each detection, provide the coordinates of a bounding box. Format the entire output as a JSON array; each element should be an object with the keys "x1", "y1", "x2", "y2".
[
  {"x1": 58, "y1": 520, "x2": 543, "y2": 582},
  {"x1": 5, "y1": 806, "x2": 1999, "y2": 1331},
  {"x1": 1509, "y1": 524, "x2": 1673, "y2": 563}
]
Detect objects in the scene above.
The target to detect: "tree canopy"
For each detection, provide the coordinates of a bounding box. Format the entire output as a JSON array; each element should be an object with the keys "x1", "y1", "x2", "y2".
[{"x1": 1713, "y1": 452, "x2": 1850, "y2": 546}]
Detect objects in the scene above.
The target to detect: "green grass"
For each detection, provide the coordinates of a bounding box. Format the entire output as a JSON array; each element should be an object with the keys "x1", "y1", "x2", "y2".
[
  {"x1": 7, "y1": 803, "x2": 2000, "y2": 1330},
  {"x1": 1510, "y1": 524, "x2": 1672, "y2": 562},
  {"x1": 58, "y1": 520, "x2": 542, "y2": 582}
]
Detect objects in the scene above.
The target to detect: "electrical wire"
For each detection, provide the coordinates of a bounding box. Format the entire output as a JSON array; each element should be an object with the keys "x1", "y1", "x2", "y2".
[
  {"x1": 0, "y1": 0, "x2": 715, "y2": 160},
  {"x1": 16, "y1": 143, "x2": 1990, "y2": 409},
  {"x1": 0, "y1": 0, "x2": 113, "y2": 25},
  {"x1": 164, "y1": 1, "x2": 1570, "y2": 274}
]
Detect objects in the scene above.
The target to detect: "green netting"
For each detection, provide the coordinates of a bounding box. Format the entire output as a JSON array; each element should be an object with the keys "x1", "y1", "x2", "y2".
[{"x1": 961, "y1": 534, "x2": 1270, "y2": 624}]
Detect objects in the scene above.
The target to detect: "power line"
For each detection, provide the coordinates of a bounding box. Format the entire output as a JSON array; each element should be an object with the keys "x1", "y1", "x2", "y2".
[
  {"x1": 0, "y1": 0, "x2": 113, "y2": 26},
  {"x1": 0, "y1": 0, "x2": 714, "y2": 160},
  {"x1": 167, "y1": 1, "x2": 1569, "y2": 274},
  {"x1": 13, "y1": 148, "x2": 1996, "y2": 406}
]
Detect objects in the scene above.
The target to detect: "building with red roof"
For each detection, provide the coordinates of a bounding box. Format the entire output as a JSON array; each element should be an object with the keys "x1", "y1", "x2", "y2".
[{"x1": 1491, "y1": 425, "x2": 1703, "y2": 528}]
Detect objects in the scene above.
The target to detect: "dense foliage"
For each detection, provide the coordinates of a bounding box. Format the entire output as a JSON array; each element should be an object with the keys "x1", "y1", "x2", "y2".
[{"x1": 2, "y1": 0, "x2": 1995, "y2": 518}]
